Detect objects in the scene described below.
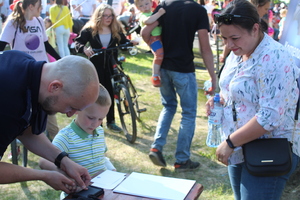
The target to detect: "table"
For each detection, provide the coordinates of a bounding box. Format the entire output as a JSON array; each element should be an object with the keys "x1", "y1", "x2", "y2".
[{"x1": 65, "y1": 172, "x2": 204, "y2": 200}]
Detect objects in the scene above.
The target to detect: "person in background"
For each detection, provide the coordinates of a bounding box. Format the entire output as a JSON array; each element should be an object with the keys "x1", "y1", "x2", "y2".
[
  {"x1": 70, "y1": 0, "x2": 80, "y2": 19},
  {"x1": 39, "y1": 84, "x2": 116, "y2": 199},
  {"x1": 50, "y1": 0, "x2": 73, "y2": 57},
  {"x1": 0, "y1": 50, "x2": 100, "y2": 193},
  {"x1": 0, "y1": 0, "x2": 61, "y2": 154},
  {"x1": 278, "y1": 8, "x2": 287, "y2": 40},
  {"x1": 144, "y1": 0, "x2": 216, "y2": 171},
  {"x1": 75, "y1": 4, "x2": 138, "y2": 133},
  {"x1": 135, "y1": 0, "x2": 165, "y2": 87},
  {"x1": 78, "y1": 0, "x2": 97, "y2": 24},
  {"x1": 0, "y1": 0, "x2": 60, "y2": 61},
  {"x1": 272, "y1": 12, "x2": 280, "y2": 41},
  {"x1": 111, "y1": 0, "x2": 126, "y2": 16},
  {"x1": 208, "y1": 0, "x2": 300, "y2": 199},
  {"x1": 40, "y1": 0, "x2": 47, "y2": 18},
  {"x1": 204, "y1": 0, "x2": 215, "y2": 28},
  {"x1": 151, "y1": 0, "x2": 157, "y2": 11},
  {"x1": 198, "y1": 0, "x2": 205, "y2": 6},
  {"x1": 46, "y1": 0, "x2": 55, "y2": 16},
  {"x1": 44, "y1": 17, "x2": 57, "y2": 63}
]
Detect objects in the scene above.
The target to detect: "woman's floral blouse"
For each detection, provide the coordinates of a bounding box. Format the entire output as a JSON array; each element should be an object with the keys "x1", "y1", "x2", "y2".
[{"x1": 219, "y1": 33, "x2": 300, "y2": 164}]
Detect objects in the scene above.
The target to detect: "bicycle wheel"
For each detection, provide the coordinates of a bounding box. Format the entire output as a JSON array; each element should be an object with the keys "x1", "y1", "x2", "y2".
[
  {"x1": 126, "y1": 78, "x2": 146, "y2": 120},
  {"x1": 116, "y1": 84, "x2": 137, "y2": 143},
  {"x1": 126, "y1": 79, "x2": 140, "y2": 119}
]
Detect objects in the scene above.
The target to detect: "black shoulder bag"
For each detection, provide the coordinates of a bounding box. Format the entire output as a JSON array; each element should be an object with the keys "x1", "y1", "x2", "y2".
[{"x1": 237, "y1": 79, "x2": 299, "y2": 177}]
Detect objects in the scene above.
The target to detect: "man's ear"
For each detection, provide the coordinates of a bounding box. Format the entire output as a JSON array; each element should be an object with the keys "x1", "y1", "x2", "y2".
[{"x1": 48, "y1": 80, "x2": 63, "y2": 93}]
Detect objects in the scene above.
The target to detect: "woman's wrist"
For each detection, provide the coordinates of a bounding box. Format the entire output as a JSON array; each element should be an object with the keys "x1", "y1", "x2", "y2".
[{"x1": 226, "y1": 135, "x2": 236, "y2": 149}]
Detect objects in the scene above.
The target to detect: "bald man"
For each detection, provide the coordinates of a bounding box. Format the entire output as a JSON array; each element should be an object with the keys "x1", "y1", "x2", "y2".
[{"x1": 0, "y1": 50, "x2": 99, "y2": 193}]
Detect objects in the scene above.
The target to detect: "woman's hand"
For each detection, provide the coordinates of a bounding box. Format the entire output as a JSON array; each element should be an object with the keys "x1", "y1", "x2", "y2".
[
  {"x1": 84, "y1": 47, "x2": 94, "y2": 58},
  {"x1": 216, "y1": 140, "x2": 234, "y2": 166},
  {"x1": 205, "y1": 96, "x2": 215, "y2": 116}
]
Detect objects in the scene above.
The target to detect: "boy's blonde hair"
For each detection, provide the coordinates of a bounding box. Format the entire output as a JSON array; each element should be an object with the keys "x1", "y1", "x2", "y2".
[
  {"x1": 96, "y1": 84, "x2": 112, "y2": 107},
  {"x1": 280, "y1": 8, "x2": 287, "y2": 16},
  {"x1": 134, "y1": 0, "x2": 150, "y2": 7}
]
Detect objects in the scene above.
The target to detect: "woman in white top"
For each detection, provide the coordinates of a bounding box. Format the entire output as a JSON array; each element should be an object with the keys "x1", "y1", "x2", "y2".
[{"x1": 0, "y1": 0, "x2": 60, "y2": 61}]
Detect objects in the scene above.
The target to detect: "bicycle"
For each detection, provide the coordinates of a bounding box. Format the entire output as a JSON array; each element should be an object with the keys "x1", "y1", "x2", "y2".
[
  {"x1": 91, "y1": 42, "x2": 146, "y2": 143},
  {"x1": 10, "y1": 139, "x2": 28, "y2": 167}
]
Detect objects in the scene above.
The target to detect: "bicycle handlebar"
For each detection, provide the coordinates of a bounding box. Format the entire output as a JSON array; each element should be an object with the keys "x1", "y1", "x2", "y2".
[{"x1": 91, "y1": 42, "x2": 134, "y2": 57}]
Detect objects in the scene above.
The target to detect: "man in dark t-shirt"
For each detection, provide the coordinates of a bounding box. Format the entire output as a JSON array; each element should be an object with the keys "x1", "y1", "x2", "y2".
[
  {"x1": 0, "y1": 50, "x2": 99, "y2": 193},
  {"x1": 146, "y1": 0, "x2": 216, "y2": 171}
]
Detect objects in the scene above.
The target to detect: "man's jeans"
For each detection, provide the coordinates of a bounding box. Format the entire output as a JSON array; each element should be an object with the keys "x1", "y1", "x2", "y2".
[
  {"x1": 228, "y1": 153, "x2": 300, "y2": 200},
  {"x1": 151, "y1": 68, "x2": 197, "y2": 163}
]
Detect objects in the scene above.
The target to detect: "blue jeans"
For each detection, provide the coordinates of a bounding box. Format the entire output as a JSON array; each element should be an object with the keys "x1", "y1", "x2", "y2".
[
  {"x1": 228, "y1": 153, "x2": 300, "y2": 200},
  {"x1": 151, "y1": 68, "x2": 197, "y2": 163}
]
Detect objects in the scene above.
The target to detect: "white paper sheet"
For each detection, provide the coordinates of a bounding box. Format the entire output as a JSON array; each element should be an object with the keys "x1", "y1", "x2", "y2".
[
  {"x1": 113, "y1": 172, "x2": 196, "y2": 200},
  {"x1": 91, "y1": 170, "x2": 127, "y2": 189}
]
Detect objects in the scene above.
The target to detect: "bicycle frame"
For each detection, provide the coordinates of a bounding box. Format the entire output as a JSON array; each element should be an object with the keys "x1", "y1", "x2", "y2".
[{"x1": 91, "y1": 43, "x2": 145, "y2": 143}]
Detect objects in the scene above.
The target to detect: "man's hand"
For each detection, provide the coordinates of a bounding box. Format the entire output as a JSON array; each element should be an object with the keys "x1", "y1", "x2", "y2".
[
  {"x1": 42, "y1": 170, "x2": 78, "y2": 193},
  {"x1": 60, "y1": 157, "x2": 91, "y2": 190}
]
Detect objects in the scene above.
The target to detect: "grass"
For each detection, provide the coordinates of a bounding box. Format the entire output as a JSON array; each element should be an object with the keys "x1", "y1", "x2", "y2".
[{"x1": 0, "y1": 42, "x2": 233, "y2": 200}]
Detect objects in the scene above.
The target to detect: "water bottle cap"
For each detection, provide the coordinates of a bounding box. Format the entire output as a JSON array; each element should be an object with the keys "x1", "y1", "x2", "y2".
[{"x1": 214, "y1": 93, "x2": 220, "y2": 102}]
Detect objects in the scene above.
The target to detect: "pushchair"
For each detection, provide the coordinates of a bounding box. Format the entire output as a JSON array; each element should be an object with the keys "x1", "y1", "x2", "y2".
[{"x1": 117, "y1": 7, "x2": 140, "y2": 55}]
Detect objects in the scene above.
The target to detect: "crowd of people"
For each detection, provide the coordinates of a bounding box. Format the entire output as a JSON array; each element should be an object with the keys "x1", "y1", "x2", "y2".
[{"x1": 0, "y1": 0, "x2": 299, "y2": 199}]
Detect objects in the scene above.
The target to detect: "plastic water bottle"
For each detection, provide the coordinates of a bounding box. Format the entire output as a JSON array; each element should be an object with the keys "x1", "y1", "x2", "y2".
[
  {"x1": 206, "y1": 93, "x2": 223, "y2": 148},
  {"x1": 203, "y1": 80, "x2": 212, "y2": 99}
]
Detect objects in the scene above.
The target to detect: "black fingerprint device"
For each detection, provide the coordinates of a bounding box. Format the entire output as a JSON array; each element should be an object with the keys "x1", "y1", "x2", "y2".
[{"x1": 73, "y1": 185, "x2": 104, "y2": 199}]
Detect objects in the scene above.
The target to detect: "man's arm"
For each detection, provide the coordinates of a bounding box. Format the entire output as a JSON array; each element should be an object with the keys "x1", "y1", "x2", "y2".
[
  {"x1": 144, "y1": 8, "x2": 165, "y2": 25},
  {"x1": 141, "y1": 21, "x2": 158, "y2": 44},
  {"x1": 0, "y1": 161, "x2": 76, "y2": 193},
  {"x1": 197, "y1": 29, "x2": 216, "y2": 94},
  {"x1": 18, "y1": 128, "x2": 91, "y2": 190}
]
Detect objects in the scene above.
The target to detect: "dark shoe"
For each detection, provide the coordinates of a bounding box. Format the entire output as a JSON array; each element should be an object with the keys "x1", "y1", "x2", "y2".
[
  {"x1": 107, "y1": 122, "x2": 123, "y2": 133},
  {"x1": 174, "y1": 159, "x2": 200, "y2": 172},
  {"x1": 145, "y1": 50, "x2": 152, "y2": 54},
  {"x1": 149, "y1": 148, "x2": 166, "y2": 167}
]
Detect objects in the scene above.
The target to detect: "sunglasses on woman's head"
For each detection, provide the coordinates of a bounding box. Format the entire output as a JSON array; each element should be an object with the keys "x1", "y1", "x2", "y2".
[{"x1": 214, "y1": 14, "x2": 256, "y2": 25}]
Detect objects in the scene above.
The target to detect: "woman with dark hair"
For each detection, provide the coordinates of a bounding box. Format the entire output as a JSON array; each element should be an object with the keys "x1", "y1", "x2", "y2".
[
  {"x1": 219, "y1": 0, "x2": 270, "y2": 63},
  {"x1": 206, "y1": 0, "x2": 300, "y2": 199},
  {"x1": 75, "y1": 4, "x2": 137, "y2": 133},
  {"x1": 50, "y1": 0, "x2": 73, "y2": 57}
]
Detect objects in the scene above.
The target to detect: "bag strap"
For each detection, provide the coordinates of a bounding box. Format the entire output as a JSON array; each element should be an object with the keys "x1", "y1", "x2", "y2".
[
  {"x1": 294, "y1": 78, "x2": 300, "y2": 120},
  {"x1": 12, "y1": 23, "x2": 19, "y2": 49},
  {"x1": 292, "y1": 78, "x2": 300, "y2": 143},
  {"x1": 56, "y1": 6, "x2": 63, "y2": 22}
]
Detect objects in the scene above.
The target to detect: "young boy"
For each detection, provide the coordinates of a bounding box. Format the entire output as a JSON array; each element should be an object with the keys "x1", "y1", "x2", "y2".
[
  {"x1": 39, "y1": 84, "x2": 115, "y2": 187},
  {"x1": 135, "y1": 0, "x2": 165, "y2": 87}
]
